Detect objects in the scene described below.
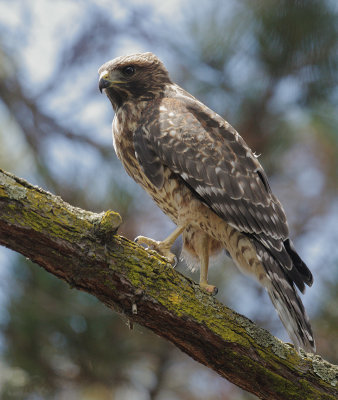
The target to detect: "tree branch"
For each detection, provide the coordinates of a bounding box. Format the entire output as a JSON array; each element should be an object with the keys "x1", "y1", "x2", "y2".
[{"x1": 0, "y1": 168, "x2": 337, "y2": 399}]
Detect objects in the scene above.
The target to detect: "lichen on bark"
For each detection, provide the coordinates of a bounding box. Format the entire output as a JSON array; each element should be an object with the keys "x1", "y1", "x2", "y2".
[{"x1": 0, "y1": 168, "x2": 337, "y2": 400}]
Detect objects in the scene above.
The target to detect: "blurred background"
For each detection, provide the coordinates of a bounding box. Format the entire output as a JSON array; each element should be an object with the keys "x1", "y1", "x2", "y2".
[{"x1": 0, "y1": 0, "x2": 337, "y2": 399}]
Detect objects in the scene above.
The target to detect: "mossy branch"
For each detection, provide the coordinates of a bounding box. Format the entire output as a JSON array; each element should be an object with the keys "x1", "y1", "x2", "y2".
[{"x1": 0, "y1": 168, "x2": 337, "y2": 400}]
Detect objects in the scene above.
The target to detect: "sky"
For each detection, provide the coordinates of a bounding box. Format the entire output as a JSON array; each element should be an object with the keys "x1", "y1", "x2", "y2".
[{"x1": 0, "y1": 0, "x2": 184, "y2": 84}]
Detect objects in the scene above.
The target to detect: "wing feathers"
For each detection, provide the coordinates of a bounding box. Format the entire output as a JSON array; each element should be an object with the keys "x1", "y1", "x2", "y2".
[
  {"x1": 255, "y1": 240, "x2": 315, "y2": 351},
  {"x1": 134, "y1": 95, "x2": 311, "y2": 288},
  {"x1": 134, "y1": 126, "x2": 164, "y2": 188},
  {"x1": 136, "y1": 97, "x2": 289, "y2": 242}
]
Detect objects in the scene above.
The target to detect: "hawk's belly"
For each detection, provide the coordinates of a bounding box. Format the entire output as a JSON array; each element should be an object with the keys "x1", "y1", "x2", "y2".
[
  {"x1": 113, "y1": 126, "x2": 264, "y2": 280},
  {"x1": 119, "y1": 148, "x2": 225, "y2": 255},
  {"x1": 122, "y1": 153, "x2": 188, "y2": 225}
]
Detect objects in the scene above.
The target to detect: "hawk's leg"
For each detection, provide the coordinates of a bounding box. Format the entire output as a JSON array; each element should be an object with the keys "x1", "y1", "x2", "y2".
[
  {"x1": 199, "y1": 234, "x2": 218, "y2": 296},
  {"x1": 135, "y1": 226, "x2": 185, "y2": 266}
]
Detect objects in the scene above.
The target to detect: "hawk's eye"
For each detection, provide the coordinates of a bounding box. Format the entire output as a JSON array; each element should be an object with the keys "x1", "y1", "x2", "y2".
[{"x1": 122, "y1": 65, "x2": 135, "y2": 76}]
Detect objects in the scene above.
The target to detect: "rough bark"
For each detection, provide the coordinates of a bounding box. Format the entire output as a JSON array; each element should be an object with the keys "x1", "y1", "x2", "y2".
[{"x1": 0, "y1": 168, "x2": 337, "y2": 400}]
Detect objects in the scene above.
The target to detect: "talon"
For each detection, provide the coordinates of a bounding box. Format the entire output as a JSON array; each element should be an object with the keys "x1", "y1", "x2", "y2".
[
  {"x1": 211, "y1": 286, "x2": 218, "y2": 296},
  {"x1": 161, "y1": 252, "x2": 177, "y2": 266},
  {"x1": 134, "y1": 235, "x2": 158, "y2": 250},
  {"x1": 134, "y1": 235, "x2": 177, "y2": 264},
  {"x1": 200, "y1": 282, "x2": 218, "y2": 296},
  {"x1": 167, "y1": 254, "x2": 178, "y2": 267}
]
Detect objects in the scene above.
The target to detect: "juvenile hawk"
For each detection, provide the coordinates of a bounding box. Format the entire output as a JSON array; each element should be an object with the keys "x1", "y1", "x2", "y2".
[{"x1": 98, "y1": 52, "x2": 315, "y2": 352}]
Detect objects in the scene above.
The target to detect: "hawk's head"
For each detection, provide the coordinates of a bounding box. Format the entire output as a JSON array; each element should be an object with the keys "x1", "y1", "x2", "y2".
[{"x1": 98, "y1": 52, "x2": 171, "y2": 110}]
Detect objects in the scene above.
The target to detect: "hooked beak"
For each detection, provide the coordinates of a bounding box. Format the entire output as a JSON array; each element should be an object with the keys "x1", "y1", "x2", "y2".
[
  {"x1": 99, "y1": 71, "x2": 112, "y2": 93},
  {"x1": 99, "y1": 77, "x2": 111, "y2": 93},
  {"x1": 99, "y1": 70, "x2": 124, "y2": 93}
]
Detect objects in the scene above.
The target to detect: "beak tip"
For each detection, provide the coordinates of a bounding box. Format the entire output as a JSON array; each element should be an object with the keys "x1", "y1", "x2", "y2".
[{"x1": 99, "y1": 77, "x2": 111, "y2": 93}]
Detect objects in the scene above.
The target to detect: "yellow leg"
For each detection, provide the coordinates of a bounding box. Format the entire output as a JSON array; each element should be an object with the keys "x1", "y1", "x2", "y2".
[
  {"x1": 199, "y1": 235, "x2": 218, "y2": 295},
  {"x1": 135, "y1": 226, "x2": 185, "y2": 266}
]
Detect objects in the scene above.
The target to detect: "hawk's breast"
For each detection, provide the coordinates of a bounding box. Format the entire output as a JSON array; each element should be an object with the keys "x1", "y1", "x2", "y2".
[{"x1": 112, "y1": 107, "x2": 188, "y2": 225}]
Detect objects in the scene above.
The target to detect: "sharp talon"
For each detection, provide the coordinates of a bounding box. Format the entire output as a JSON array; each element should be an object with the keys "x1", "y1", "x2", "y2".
[
  {"x1": 200, "y1": 283, "x2": 218, "y2": 296},
  {"x1": 133, "y1": 235, "x2": 177, "y2": 265},
  {"x1": 205, "y1": 286, "x2": 218, "y2": 296}
]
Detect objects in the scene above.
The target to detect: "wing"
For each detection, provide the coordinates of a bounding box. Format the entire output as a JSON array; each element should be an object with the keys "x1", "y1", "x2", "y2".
[{"x1": 134, "y1": 94, "x2": 299, "y2": 275}]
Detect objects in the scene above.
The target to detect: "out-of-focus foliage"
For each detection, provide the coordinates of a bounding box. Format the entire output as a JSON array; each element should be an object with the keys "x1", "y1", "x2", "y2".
[{"x1": 0, "y1": 0, "x2": 337, "y2": 399}]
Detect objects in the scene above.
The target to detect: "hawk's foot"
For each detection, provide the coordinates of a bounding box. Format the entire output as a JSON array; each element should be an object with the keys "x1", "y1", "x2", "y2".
[
  {"x1": 135, "y1": 235, "x2": 178, "y2": 266},
  {"x1": 199, "y1": 282, "x2": 218, "y2": 296}
]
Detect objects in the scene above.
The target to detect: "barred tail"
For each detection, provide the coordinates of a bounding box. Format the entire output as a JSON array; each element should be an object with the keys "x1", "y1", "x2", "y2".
[
  {"x1": 256, "y1": 241, "x2": 316, "y2": 353},
  {"x1": 266, "y1": 277, "x2": 315, "y2": 353}
]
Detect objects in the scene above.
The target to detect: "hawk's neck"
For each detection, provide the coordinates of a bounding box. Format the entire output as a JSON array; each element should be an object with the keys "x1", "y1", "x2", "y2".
[{"x1": 115, "y1": 99, "x2": 152, "y2": 134}]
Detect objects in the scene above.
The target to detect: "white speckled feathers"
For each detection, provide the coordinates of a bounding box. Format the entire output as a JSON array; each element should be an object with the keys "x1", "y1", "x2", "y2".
[
  {"x1": 99, "y1": 52, "x2": 315, "y2": 352},
  {"x1": 134, "y1": 92, "x2": 291, "y2": 265}
]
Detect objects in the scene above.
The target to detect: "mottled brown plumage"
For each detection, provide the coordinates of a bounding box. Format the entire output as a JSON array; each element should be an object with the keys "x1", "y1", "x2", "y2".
[{"x1": 98, "y1": 52, "x2": 315, "y2": 352}]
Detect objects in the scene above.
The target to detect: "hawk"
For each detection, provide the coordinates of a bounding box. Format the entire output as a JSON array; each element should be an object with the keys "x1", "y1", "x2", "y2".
[{"x1": 98, "y1": 52, "x2": 315, "y2": 352}]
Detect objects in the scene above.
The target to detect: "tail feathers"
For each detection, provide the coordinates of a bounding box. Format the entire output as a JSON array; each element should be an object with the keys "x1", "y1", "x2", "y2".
[
  {"x1": 284, "y1": 239, "x2": 313, "y2": 287},
  {"x1": 256, "y1": 242, "x2": 316, "y2": 352},
  {"x1": 266, "y1": 278, "x2": 315, "y2": 353}
]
